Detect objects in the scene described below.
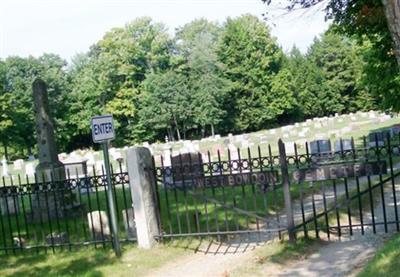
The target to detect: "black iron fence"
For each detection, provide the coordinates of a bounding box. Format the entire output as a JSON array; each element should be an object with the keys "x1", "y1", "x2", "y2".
[
  {"x1": 153, "y1": 133, "x2": 400, "y2": 241},
  {"x1": 0, "y1": 162, "x2": 134, "y2": 255}
]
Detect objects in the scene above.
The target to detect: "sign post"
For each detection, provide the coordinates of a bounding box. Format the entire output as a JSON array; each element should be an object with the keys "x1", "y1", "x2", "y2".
[{"x1": 91, "y1": 115, "x2": 121, "y2": 257}]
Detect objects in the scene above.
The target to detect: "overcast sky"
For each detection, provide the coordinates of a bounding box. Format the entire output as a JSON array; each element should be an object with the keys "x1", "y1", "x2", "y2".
[{"x1": 0, "y1": 0, "x2": 329, "y2": 61}]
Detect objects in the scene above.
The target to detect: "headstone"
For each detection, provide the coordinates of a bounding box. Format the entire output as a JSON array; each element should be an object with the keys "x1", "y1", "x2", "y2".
[
  {"x1": 334, "y1": 139, "x2": 353, "y2": 152},
  {"x1": 368, "y1": 131, "x2": 388, "y2": 147},
  {"x1": 84, "y1": 152, "x2": 96, "y2": 167},
  {"x1": 28, "y1": 155, "x2": 35, "y2": 161},
  {"x1": 2, "y1": 158, "x2": 9, "y2": 177},
  {"x1": 122, "y1": 208, "x2": 136, "y2": 239},
  {"x1": 285, "y1": 142, "x2": 296, "y2": 155},
  {"x1": 314, "y1": 122, "x2": 322, "y2": 129},
  {"x1": 62, "y1": 156, "x2": 88, "y2": 178},
  {"x1": 87, "y1": 211, "x2": 111, "y2": 240},
  {"x1": 171, "y1": 152, "x2": 203, "y2": 185},
  {"x1": 162, "y1": 148, "x2": 172, "y2": 167},
  {"x1": 95, "y1": 161, "x2": 105, "y2": 174},
  {"x1": 13, "y1": 159, "x2": 24, "y2": 171},
  {"x1": 58, "y1": 153, "x2": 68, "y2": 161},
  {"x1": 310, "y1": 140, "x2": 331, "y2": 155},
  {"x1": 289, "y1": 130, "x2": 298, "y2": 136},
  {"x1": 110, "y1": 149, "x2": 122, "y2": 161},
  {"x1": 25, "y1": 162, "x2": 35, "y2": 177},
  {"x1": 241, "y1": 139, "x2": 249, "y2": 148},
  {"x1": 0, "y1": 191, "x2": 19, "y2": 215},
  {"x1": 390, "y1": 125, "x2": 400, "y2": 137},
  {"x1": 32, "y1": 79, "x2": 65, "y2": 182}
]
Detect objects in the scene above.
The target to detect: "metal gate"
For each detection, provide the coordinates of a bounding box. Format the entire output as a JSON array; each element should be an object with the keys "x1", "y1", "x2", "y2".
[{"x1": 153, "y1": 133, "x2": 400, "y2": 242}]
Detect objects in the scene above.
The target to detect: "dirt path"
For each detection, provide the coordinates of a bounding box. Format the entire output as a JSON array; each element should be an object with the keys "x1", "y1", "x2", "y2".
[
  {"x1": 147, "y1": 167, "x2": 400, "y2": 277},
  {"x1": 148, "y1": 238, "x2": 264, "y2": 277}
]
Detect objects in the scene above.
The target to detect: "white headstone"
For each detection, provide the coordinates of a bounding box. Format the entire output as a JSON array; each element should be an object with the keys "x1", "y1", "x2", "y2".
[
  {"x1": 285, "y1": 142, "x2": 296, "y2": 154},
  {"x1": 1, "y1": 158, "x2": 8, "y2": 177},
  {"x1": 87, "y1": 211, "x2": 111, "y2": 240},
  {"x1": 25, "y1": 162, "x2": 35, "y2": 177},
  {"x1": 13, "y1": 159, "x2": 24, "y2": 171}
]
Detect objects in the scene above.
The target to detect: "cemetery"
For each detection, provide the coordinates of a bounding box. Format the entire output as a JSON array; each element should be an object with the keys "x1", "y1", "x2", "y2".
[{"x1": 2, "y1": 0, "x2": 400, "y2": 275}]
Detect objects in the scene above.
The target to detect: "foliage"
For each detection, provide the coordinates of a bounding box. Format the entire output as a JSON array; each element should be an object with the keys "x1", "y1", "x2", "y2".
[
  {"x1": 0, "y1": 15, "x2": 391, "y2": 156},
  {"x1": 358, "y1": 234, "x2": 400, "y2": 277},
  {"x1": 218, "y1": 14, "x2": 286, "y2": 132}
]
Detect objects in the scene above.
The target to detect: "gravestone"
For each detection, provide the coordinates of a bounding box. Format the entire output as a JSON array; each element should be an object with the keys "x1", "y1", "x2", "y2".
[
  {"x1": 87, "y1": 211, "x2": 111, "y2": 240},
  {"x1": 62, "y1": 156, "x2": 88, "y2": 178},
  {"x1": 31, "y1": 79, "x2": 74, "y2": 221},
  {"x1": 122, "y1": 208, "x2": 136, "y2": 239},
  {"x1": 0, "y1": 188, "x2": 19, "y2": 215},
  {"x1": 2, "y1": 158, "x2": 9, "y2": 177},
  {"x1": 33, "y1": 79, "x2": 65, "y2": 181},
  {"x1": 25, "y1": 162, "x2": 35, "y2": 177},
  {"x1": 285, "y1": 142, "x2": 296, "y2": 155},
  {"x1": 310, "y1": 140, "x2": 331, "y2": 155},
  {"x1": 368, "y1": 131, "x2": 388, "y2": 147},
  {"x1": 334, "y1": 139, "x2": 353, "y2": 152},
  {"x1": 171, "y1": 152, "x2": 203, "y2": 186},
  {"x1": 390, "y1": 125, "x2": 400, "y2": 137},
  {"x1": 13, "y1": 159, "x2": 24, "y2": 171}
]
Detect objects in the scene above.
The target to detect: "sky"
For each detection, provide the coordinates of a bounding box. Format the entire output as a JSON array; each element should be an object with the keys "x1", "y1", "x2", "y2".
[{"x1": 0, "y1": 0, "x2": 330, "y2": 62}]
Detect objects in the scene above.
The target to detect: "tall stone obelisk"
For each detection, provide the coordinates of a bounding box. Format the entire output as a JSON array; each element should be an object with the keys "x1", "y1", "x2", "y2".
[
  {"x1": 32, "y1": 79, "x2": 66, "y2": 221},
  {"x1": 32, "y1": 79, "x2": 65, "y2": 181}
]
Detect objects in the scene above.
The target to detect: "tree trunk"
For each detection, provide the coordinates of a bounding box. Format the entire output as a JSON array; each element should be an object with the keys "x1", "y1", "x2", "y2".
[
  {"x1": 176, "y1": 127, "x2": 181, "y2": 141},
  {"x1": 382, "y1": 0, "x2": 400, "y2": 66},
  {"x1": 201, "y1": 126, "x2": 205, "y2": 138},
  {"x1": 3, "y1": 142, "x2": 8, "y2": 161},
  {"x1": 167, "y1": 127, "x2": 174, "y2": 142},
  {"x1": 211, "y1": 124, "x2": 215, "y2": 137},
  {"x1": 173, "y1": 116, "x2": 181, "y2": 141}
]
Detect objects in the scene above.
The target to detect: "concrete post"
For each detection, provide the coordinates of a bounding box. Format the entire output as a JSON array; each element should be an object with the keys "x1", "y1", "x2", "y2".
[{"x1": 126, "y1": 147, "x2": 159, "y2": 249}]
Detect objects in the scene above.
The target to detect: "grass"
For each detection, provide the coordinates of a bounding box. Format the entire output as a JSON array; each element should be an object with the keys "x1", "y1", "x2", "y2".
[
  {"x1": 230, "y1": 237, "x2": 324, "y2": 277},
  {"x1": 0, "y1": 239, "x2": 194, "y2": 277},
  {"x1": 357, "y1": 234, "x2": 400, "y2": 277}
]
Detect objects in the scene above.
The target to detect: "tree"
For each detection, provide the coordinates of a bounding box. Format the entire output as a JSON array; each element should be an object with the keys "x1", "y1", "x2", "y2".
[
  {"x1": 218, "y1": 14, "x2": 290, "y2": 132},
  {"x1": 263, "y1": 0, "x2": 400, "y2": 111},
  {"x1": 1, "y1": 55, "x2": 70, "y2": 156},
  {"x1": 68, "y1": 17, "x2": 174, "y2": 146},
  {"x1": 139, "y1": 71, "x2": 192, "y2": 141},
  {"x1": 176, "y1": 19, "x2": 231, "y2": 137}
]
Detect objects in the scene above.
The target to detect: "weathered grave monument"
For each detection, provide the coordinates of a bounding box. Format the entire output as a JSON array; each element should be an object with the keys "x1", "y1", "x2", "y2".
[{"x1": 31, "y1": 79, "x2": 78, "y2": 222}]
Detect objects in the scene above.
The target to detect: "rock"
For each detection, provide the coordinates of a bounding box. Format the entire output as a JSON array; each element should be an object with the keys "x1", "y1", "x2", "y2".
[
  {"x1": 87, "y1": 211, "x2": 111, "y2": 240},
  {"x1": 46, "y1": 232, "x2": 69, "y2": 245}
]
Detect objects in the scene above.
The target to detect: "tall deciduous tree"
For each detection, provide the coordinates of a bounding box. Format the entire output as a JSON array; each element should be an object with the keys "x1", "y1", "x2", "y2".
[
  {"x1": 69, "y1": 17, "x2": 174, "y2": 146},
  {"x1": 176, "y1": 19, "x2": 231, "y2": 137},
  {"x1": 139, "y1": 71, "x2": 192, "y2": 141}
]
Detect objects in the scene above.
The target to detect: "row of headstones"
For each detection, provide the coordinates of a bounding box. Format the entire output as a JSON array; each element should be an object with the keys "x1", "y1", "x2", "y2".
[
  {"x1": 148, "y1": 111, "x2": 394, "y2": 157},
  {"x1": 2, "y1": 147, "x2": 128, "y2": 178},
  {"x1": 285, "y1": 129, "x2": 400, "y2": 155}
]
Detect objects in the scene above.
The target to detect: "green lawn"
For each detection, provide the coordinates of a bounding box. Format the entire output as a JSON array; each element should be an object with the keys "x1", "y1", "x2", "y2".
[
  {"x1": 358, "y1": 234, "x2": 400, "y2": 277},
  {"x1": 0, "y1": 240, "x2": 193, "y2": 277}
]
